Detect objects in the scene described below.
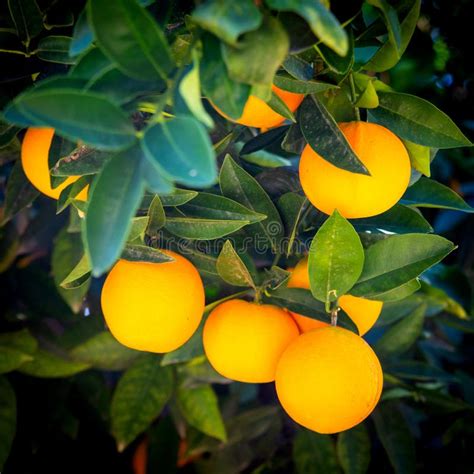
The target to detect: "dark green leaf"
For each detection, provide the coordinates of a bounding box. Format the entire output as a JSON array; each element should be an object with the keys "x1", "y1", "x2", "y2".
[
  {"x1": 142, "y1": 117, "x2": 217, "y2": 188},
  {"x1": 223, "y1": 15, "x2": 289, "y2": 86},
  {"x1": 350, "y1": 234, "x2": 455, "y2": 297},
  {"x1": 370, "y1": 91, "x2": 472, "y2": 148},
  {"x1": 282, "y1": 54, "x2": 313, "y2": 80},
  {"x1": 161, "y1": 323, "x2": 204, "y2": 366},
  {"x1": 401, "y1": 177, "x2": 474, "y2": 212},
  {"x1": 70, "y1": 9, "x2": 93, "y2": 56},
  {"x1": 299, "y1": 96, "x2": 369, "y2": 174},
  {"x1": 267, "y1": 0, "x2": 348, "y2": 56},
  {"x1": 177, "y1": 384, "x2": 227, "y2": 441},
  {"x1": 87, "y1": 0, "x2": 174, "y2": 80},
  {"x1": 69, "y1": 47, "x2": 112, "y2": 79},
  {"x1": 192, "y1": 0, "x2": 262, "y2": 45},
  {"x1": 367, "y1": 278, "x2": 421, "y2": 302},
  {"x1": 277, "y1": 192, "x2": 307, "y2": 256},
  {"x1": 374, "y1": 304, "x2": 426, "y2": 359},
  {"x1": 315, "y1": 28, "x2": 354, "y2": 75},
  {"x1": 0, "y1": 376, "x2": 16, "y2": 470},
  {"x1": 19, "y1": 349, "x2": 90, "y2": 377},
  {"x1": 368, "y1": 0, "x2": 402, "y2": 52},
  {"x1": 52, "y1": 146, "x2": 110, "y2": 176},
  {"x1": 60, "y1": 254, "x2": 91, "y2": 289},
  {"x1": 84, "y1": 145, "x2": 145, "y2": 276},
  {"x1": 216, "y1": 240, "x2": 255, "y2": 288},
  {"x1": 146, "y1": 195, "x2": 166, "y2": 235},
  {"x1": 337, "y1": 424, "x2": 371, "y2": 474},
  {"x1": 8, "y1": 0, "x2": 43, "y2": 47},
  {"x1": 37, "y1": 36, "x2": 74, "y2": 64},
  {"x1": 220, "y1": 155, "x2": 283, "y2": 251},
  {"x1": 240, "y1": 126, "x2": 290, "y2": 156},
  {"x1": 386, "y1": 361, "x2": 454, "y2": 383},
  {"x1": 111, "y1": 355, "x2": 173, "y2": 450},
  {"x1": 308, "y1": 210, "x2": 364, "y2": 303}
]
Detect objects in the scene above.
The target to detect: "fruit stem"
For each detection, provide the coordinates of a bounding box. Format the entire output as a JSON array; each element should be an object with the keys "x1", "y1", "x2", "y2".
[
  {"x1": 330, "y1": 307, "x2": 339, "y2": 326},
  {"x1": 348, "y1": 73, "x2": 361, "y2": 121}
]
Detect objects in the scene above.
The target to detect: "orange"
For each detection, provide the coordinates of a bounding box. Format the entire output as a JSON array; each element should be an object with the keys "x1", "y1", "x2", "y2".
[
  {"x1": 275, "y1": 326, "x2": 383, "y2": 433},
  {"x1": 212, "y1": 85, "x2": 304, "y2": 129},
  {"x1": 101, "y1": 250, "x2": 205, "y2": 353},
  {"x1": 299, "y1": 121, "x2": 411, "y2": 218},
  {"x1": 203, "y1": 299, "x2": 299, "y2": 383},
  {"x1": 21, "y1": 127, "x2": 88, "y2": 200},
  {"x1": 287, "y1": 257, "x2": 382, "y2": 336}
]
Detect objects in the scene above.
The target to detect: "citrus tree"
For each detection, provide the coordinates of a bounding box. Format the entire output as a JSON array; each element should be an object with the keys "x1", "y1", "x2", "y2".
[{"x1": 1, "y1": 0, "x2": 473, "y2": 472}]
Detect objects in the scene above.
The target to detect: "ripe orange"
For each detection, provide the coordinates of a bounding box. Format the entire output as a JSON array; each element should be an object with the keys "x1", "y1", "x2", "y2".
[
  {"x1": 101, "y1": 250, "x2": 205, "y2": 353},
  {"x1": 275, "y1": 326, "x2": 383, "y2": 433},
  {"x1": 212, "y1": 85, "x2": 304, "y2": 129},
  {"x1": 203, "y1": 299, "x2": 299, "y2": 383},
  {"x1": 287, "y1": 257, "x2": 382, "y2": 336},
  {"x1": 299, "y1": 121, "x2": 411, "y2": 218},
  {"x1": 21, "y1": 127, "x2": 88, "y2": 200}
]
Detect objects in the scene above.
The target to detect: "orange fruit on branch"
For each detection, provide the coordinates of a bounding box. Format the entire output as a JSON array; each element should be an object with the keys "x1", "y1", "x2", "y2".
[
  {"x1": 275, "y1": 326, "x2": 383, "y2": 433},
  {"x1": 101, "y1": 250, "x2": 205, "y2": 353},
  {"x1": 299, "y1": 121, "x2": 411, "y2": 218},
  {"x1": 287, "y1": 257, "x2": 382, "y2": 336},
  {"x1": 203, "y1": 299, "x2": 299, "y2": 383},
  {"x1": 21, "y1": 127, "x2": 88, "y2": 200},
  {"x1": 212, "y1": 85, "x2": 304, "y2": 129}
]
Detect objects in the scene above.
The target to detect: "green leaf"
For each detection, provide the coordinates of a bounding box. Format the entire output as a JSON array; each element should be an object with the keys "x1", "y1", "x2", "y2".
[
  {"x1": 223, "y1": 15, "x2": 289, "y2": 85},
  {"x1": 402, "y1": 139, "x2": 431, "y2": 177},
  {"x1": 353, "y1": 204, "x2": 433, "y2": 234},
  {"x1": 70, "y1": 9, "x2": 93, "y2": 57},
  {"x1": 8, "y1": 0, "x2": 42, "y2": 47},
  {"x1": 51, "y1": 146, "x2": 110, "y2": 176},
  {"x1": 220, "y1": 155, "x2": 283, "y2": 252},
  {"x1": 71, "y1": 332, "x2": 140, "y2": 370},
  {"x1": 127, "y1": 216, "x2": 148, "y2": 240},
  {"x1": 337, "y1": 424, "x2": 371, "y2": 474},
  {"x1": 350, "y1": 234, "x2": 455, "y2": 297},
  {"x1": 165, "y1": 193, "x2": 266, "y2": 240},
  {"x1": 0, "y1": 347, "x2": 33, "y2": 375},
  {"x1": 146, "y1": 195, "x2": 166, "y2": 236},
  {"x1": 37, "y1": 36, "x2": 74, "y2": 64},
  {"x1": 367, "y1": 278, "x2": 421, "y2": 302},
  {"x1": 142, "y1": 117, "x2": 217, "y2": 188},
  {"x1": 176, "y1": 384, "x2": 227, "y2": 441},
  {"x1": 121, "y1": 244, "x2": 173, "y2": 263},
  {"x1": 274, "y1": 75, "x2": 337, "y2": 94},
  {"x1": 87, "y1": 0, "x2": 174, "y2": 80},
  {"x1": 241, "y1": 149, "x2": 291, "y2": 168},
  {"x1": 386, "y1": 361, "x2": 454, "y2": 383},
  {"x1": 370, "y1": 91, "x2": 472, "y2": 148},
  {"x1": 277, "y1": 193, "x2": 308, "y2": 256},
  {"x1": 374, "y1": 303, "x2": 425, "y2": 360},
  {"x1": 0, "y1": 376, "x2": 16, "y2": 470},
  {"x1": 84, "y1": 145, "x2": 146, "y2": 276},
  {"x1": 283, "y1": 54, "x2": 313, "y2": 80},
  {"x1": 368, "y1": 0, "x2": 402, "y2": 52},
  {"x1": 372, "y1": 402, "x2": 416, "y2": 474},
  {"x1": 299, "y1": 96, "x2": 369, "y2": 174},
  {"x1": 192, "y1": 0, "x2": 262, "y2": 45},
  {"x1": 267, "y1": 90, "x2": 296, "y2": 122},
  {"x1": 5, "y1": 89, "x2": 137, "y2": 151},
  {"x1": 60, "y1": 254, "x2": 91, "y2": 289},
  {"x1": 293, "y1": 429, "x2": 340, "y2": 474},
  {"x1": 364, "y1": 0, "x2": 420, "y2": 72},
  {"x1": 111, "y1": 355, "x2": 173, "y2": 450},
  {"x1": 267, "y1": 0, "x2": 348, "y2": 57},
  {"x1": 160, "y1": 189, "x2": 198, "y2": 207},
  {"x1": 401, "y1": 177, "x2": 474, "y2": 212},
  {"x1": 69, "y1": 47, "x2": 112, "y2": 79},
  {"x1": 19, "y1": 349, "x2": 90, "y2": 377},
  {"x1": 216, "y1": 240, "x2": 255, "y2": 288},
  {"x1": 265, "y1": 287, "x2": 358, "y2": 333},
  {"x1": 354, "y1": 78, "x2": 379, "y2": 109},
  {"x1": 200, "y1": 33, "x2": 250, "y2": 120},
  {"x1": 308, "y1": 210, "x2": 364, "y2": 303},
  {"x1": 161, "y1": 324, "x2": 204, "y2": 366},
  {"x1": 52, "y1": 228, "x2": 90, "y2": 313},
  {"x1": 315, "y1": 28, "x2": 354, "y2": 75}
]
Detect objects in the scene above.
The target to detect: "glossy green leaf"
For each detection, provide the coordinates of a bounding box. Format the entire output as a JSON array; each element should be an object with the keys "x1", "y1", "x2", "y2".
[
  {"x1": 273, "y1": 75, "x2": 336, "y2": 94},
  {"x1": 5, "y1": 89, "x2": 137, "y2": 151},
  {"x1": 267, "y1": 0, "x2": 348, "y2": 56},
  {"x1": 267, "y1": 90, "x2": 296, "y2": 122},
  {"x1": 200, "y1": 33, "x2": 250, "y2": 120},
  {"x1": 70, "y1": 9, "x2": 93, "y2": 56},
  {"x1": 19, "y1": 349, "x2": 90, "y2": 377},
  {"x1": 367, "y1": 278, "x2": 421, "y2": 302},
  {"x1": 401, "y1": 177, "x2": 474, "y2": 212},
  {"x1": 337, "y1": 424, "x2": 371, "y2": 474},
  {"x1": 223, "y1": 16, "x2": 289, "y2": 86},
  {"x1": 111, "y1": 355, "x2": 173, "y2": 450},
  {"x1": 84, "y1": 145, "x2": 145, "y2": 276},
  {"x1": 37, "y1": 36, "x2": 74, "y2": 64},
  {"x1": 374, "y1": 303, "x2": 426, "y2": 359},
  {"x1": 0, "y1": 376, "x2": 16, "y2": 470},
  {"x1": 350, "y1": 234, "x2": 455, "y2": 297},
  {"x1": 165, "y1": 193, "x2": 266, "y2": 240},
  {"x1": 121, "y1": 244, "x2": 173, "y2": 263},
  {"x1": 216, "y1": 240, "x2": 255, "y2": 288},
  {"x1": 282, "y1": 54, "x2": 313, "y2": 81},
  {"x1": 315, "y1": 28, "x2": 354, "y2": 75},
  {"x1": 220, "y1": 155, "x2": 283, "y2": 252},
  {"x1": 71, "y1": 332, "x2": 139, "y2": 370},
  {"x1": 368, "y1": 0, "x2": 402, "y2": 52},
  {"x1": 355, "y1": 78, "x2": 379, "y2": 109},
  {"x1": 364, "y1": 0, "x2": 420, "y2": 72},
  {"x1": 370, "y1": 91, "x2": 472, "y2": 148},
  {"x1": 353, "y1": 204, "x2": 433, "y2": 234},
  {"x1": 241, "y1": 149, "x2": 291, "y2": 168},
  {"x1": 299, "y1": 96, "x2": 369, "y2": 174},
  {"x1": 87, "y1": 0, "x2": 174, "y2": 80},
  {"x1": 402, "y1": 139, "x2": 431, "y2": 177},
  {"x1": 177, "y1": 384, "x2": 227, "y2": 441},
  {"x1": 69, "y1": 47, "x2": 112, "y2": 79},
  {"x1": 372, "y1": 402, "x2": 416, "y2": 474},
  {"x1": 142, "y1": 117, "x2": 217, "y2": 188},
  {"x1": 192, "y1": 0, "x2": 262, "y2": 45},
  {"x1": 293, "y1": 429, "x2": 340, "y2": 474},
  {"x1": 60, "y1": 254, "x2": 91, "y2": 289},
  {"x1": 8, "y1": 0, "x2": 42, "y2": 47},
  {"x1": 309, "y1": 210, "x2": 364, "y2": 303}
]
